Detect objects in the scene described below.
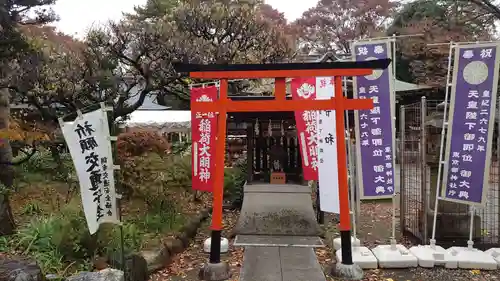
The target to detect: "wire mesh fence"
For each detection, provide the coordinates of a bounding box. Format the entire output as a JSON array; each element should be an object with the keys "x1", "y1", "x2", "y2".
[
  {"x1": 399, "y1": 99, "x2": 429, "y2": 244},
  {"x1": 399, "y1": 98, "x2": 500, "y2": 249}
]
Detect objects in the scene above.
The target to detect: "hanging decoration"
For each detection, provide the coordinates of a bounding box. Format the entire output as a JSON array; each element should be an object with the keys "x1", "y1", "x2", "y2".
[
  {"x1": 281, "y1": 120, "x2": 285, "y2": 145},
  {"x1": 268, "y1": 119, "x2": 272, "y2": 137},
  {"x1": 255, "y1": 118, "x2": 259, "y2": 135}
]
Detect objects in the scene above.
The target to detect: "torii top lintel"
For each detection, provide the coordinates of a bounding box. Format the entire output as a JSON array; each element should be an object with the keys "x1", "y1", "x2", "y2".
[{"x1": 174, "y1": 59, "x2": 391, "y2": 113}]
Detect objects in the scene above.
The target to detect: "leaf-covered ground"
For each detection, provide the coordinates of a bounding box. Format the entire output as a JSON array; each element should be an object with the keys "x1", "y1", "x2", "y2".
[
  {"x1": 149, "y1": 209, "x2": 243, "y2": 281},
  {"x1": 149, "y1": 201, "x2": 499, "y2": 281}
]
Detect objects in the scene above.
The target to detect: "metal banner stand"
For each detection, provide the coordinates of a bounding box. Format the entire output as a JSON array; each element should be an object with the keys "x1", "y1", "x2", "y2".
[
  {"x1": 365, "y1": 35, "x2": 418, "y2": 268},
  {"x1": 408, "y1": 42, "x2": 457, "y2": 268},
  {"x1": 410, "y1": 41, "x2": 500, "y2": 270}
]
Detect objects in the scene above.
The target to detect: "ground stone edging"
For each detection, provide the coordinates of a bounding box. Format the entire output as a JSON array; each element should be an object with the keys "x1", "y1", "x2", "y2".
[{"x1": 142, "y1": 207, "x2": 212, "y2": 274}]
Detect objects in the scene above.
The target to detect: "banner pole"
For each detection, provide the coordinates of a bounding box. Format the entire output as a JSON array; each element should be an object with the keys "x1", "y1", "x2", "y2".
[
  {"x1": 497, "y1": 97, "x2": 500, "y2": 233},
  {"x1": 420, "y1": 96, "x2": 428, "y2": 245},
  {"x1": 467, "y1": 206, "x2": 475, "y2": 249},
  {"x1": 348, "y1": 145, "x2": 357, "y2": 240},
  {"x1": 115, "y1": 126, "x2": 126, "y2": 281},
  {"x1": 109, "y1": 112, "x2": 127, "y2": 281},
  {"x1": 399, "y1": 105, "x2": 406, "y2": 237},
  {"x1": 389, "y1": 34, "x2": 398, "y2": 248},
  {"x1": 430, "y1": 42, "x2": 455, "y2": 248}
]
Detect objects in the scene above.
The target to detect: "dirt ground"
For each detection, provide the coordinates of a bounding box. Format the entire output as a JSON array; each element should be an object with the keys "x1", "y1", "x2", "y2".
[
  {"x1": 150, "y1": 202, "x2": 499, "y2": 281},
  {"x1": 320, "y1": 201, "x2": 500, "y2": 281}
]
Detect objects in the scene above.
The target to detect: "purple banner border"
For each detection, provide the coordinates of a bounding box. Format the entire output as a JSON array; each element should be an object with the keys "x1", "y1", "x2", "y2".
[
  {"x1": 441, "y1": 43, "x2": 500, "y2": 206},
  {"x1": 352, "y1": 39, "x2": 397, "y2": 200}
]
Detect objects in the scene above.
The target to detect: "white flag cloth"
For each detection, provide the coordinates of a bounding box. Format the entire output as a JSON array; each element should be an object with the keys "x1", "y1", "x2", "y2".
[
  {"x1": 60, "y1": 108, "x2": 120, "y2": 234},
  {"x1": 316, "y1": 77, "x2": 340, "y2": 213}
]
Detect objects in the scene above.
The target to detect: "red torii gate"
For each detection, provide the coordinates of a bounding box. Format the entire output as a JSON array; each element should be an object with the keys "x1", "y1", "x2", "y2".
[{"x1": 174, "y1": 59, "x2": 390, "y2": 280}]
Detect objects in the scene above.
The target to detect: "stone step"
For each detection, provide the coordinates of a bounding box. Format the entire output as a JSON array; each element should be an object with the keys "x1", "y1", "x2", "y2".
[{"x1": 234, "y1": 235, "x2": 324, "y2": 247}]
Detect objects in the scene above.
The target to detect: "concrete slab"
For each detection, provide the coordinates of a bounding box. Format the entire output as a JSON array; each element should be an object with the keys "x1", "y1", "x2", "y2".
[
  {"x1": 240, "y1": 246, "x2": 326, "y2": 281},
  {"x1": 408, "y1": 245, "x2": 458, "y2": 268},
  {"x1": 335, "y1": 246, "x2": 378, "y2": 269},
  {"x1": 447, "y1": 246, "x2": 498, "y2": 270},
  {"x1": 234, "y1": 235, "x2": 324, "y2": 247},
  {"x1": 280, "y1": 247, "x2": 327, "y2": 281},
  {"x1": 234, "y1": 184, "x2": 321, "y2": 236},
  {"x1": 484, "y1": 248, "x2": 500, "y2": 268},
  {"x1": 240, "y1": 247, "x2": 282, "y2": 281},
  {"x1": 333, "y1": 236, "x2": 360, "y2": 251},
  {"x1": 372, "y1": 244, "x2": 418, "y2": 268}
]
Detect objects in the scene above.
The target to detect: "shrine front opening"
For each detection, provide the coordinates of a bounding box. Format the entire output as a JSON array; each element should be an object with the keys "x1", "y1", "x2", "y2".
[{"x1": 228, "y1": 106, "x2": 302, "y2": 184}]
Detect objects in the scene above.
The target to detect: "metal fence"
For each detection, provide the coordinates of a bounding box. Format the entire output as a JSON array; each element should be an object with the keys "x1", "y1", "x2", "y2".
[{"x1": 399, "y1": 97, "x2": 500, "y2": 250}]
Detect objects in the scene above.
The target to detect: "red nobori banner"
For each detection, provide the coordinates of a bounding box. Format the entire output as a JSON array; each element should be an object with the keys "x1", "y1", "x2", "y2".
[
  {"x1": 291, "y1": 77, "x2": 318, "y2": 180},
  {"x1": 191, "y1": 86, "x2": 218, "y2": 192}
]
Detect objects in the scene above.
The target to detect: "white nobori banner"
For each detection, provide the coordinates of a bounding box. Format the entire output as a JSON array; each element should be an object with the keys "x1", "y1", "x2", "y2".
[
  {"x1": 316, "y1": 76, "x2": 340, "y2": 213},
  {"x1": 60, "y1": 108, "x2": 120, "y2": 234}
]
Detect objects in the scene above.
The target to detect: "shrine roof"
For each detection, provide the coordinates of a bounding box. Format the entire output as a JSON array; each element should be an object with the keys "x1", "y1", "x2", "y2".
[{"x1": 173, "y1": 59, "x2": 391, "y2": 73}]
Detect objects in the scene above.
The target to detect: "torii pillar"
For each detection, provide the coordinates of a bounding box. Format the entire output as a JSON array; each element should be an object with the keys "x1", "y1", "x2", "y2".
[{"x1": 174, "y1": 59, "x2": 391, "y2": 281}]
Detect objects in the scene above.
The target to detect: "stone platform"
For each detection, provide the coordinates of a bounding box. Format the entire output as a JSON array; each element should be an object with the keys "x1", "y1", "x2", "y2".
[{"x1": 233, "y1": 184, "x2": 322, "y2": 237}]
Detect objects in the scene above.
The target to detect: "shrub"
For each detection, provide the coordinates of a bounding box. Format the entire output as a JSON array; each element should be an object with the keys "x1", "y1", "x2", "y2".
[
  {"x1": 9, "y1": 199, "x2": 145, "y2": 276},
  {"x1": 97, "y1": 223, "x2": 143, "y2": 257},
  {"x1": 163, "y1": 154, "x2": 191, "y2": 190},
  {"x1": 117, "y1": 130, "x2": 171, "y2": 158},
  {"x1": 119, "y1": 152, "x2": 192, "y2": 200},
  {"x1": 14, "y1": 148, "x2": 75, "y2": 183},
  {"x1": 15, "y1": 149, "x2": 52, "y2": 176},
  {"x1": 224, "y1": 156, "x2": 247, "y2": 206},
  {"x1": 133, "y1": 199, "x2": 184, "y2": 235},
  {"x1": 11, "y1": 202, "x2": 90, "y2": 275},
  {"x1": 119, "y1": 152, "x2": 168, "y2": 199},
  {"x1": 171, "y1": 141, "x2": 191, "y2": 155}
]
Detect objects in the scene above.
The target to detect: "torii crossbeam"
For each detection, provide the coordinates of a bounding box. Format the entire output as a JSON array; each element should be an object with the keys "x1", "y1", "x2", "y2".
[{"x1": 174, "y1": 59, "x2": 391, "y2": 280}]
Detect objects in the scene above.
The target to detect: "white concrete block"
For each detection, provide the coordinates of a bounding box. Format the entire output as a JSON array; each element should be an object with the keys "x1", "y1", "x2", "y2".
[
  {"x1": 447, "y1": 246, "x2": 498, "y2": 270},
  {"x1": 483, "y1": 248, "x2": 500, "y2": 268},
  {"x1": 333, "y1": 236, "x2": 360, "y2": 251},
  {"x1": 372, "y1": 244, "x2": 418, "y2": 268},
  {"x1": 409, "y1": 245, "x2": 458, "y2": 268},
  {"x1": 203, "y1": 237, "x2": 229, "y2": 253},
  {"x1": 336, "y1": 246, "x2": 378, "y2": 269}
]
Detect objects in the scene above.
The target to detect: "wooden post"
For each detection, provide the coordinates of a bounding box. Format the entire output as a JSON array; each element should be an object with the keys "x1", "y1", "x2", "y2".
[
  {"x1": 247, "y1": 122, "x2": 254, "y2": 183},
  {"x1": 316, "y1": 181, "x2": 325, "y2": 224},
  {"x1": 209, "y1": 79, "x2": 228, "y2": 264}
]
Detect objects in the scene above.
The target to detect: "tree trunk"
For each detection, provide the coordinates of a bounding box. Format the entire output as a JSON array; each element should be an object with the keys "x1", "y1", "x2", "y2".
[{"x1": 0, "y1": 89, "x2": 15, "y2": 235}]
